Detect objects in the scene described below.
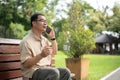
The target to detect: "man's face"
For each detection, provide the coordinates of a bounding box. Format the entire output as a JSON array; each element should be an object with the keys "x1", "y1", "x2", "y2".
[{"x1": 32, "y1": 15, "x2": 47, "y2": 32}]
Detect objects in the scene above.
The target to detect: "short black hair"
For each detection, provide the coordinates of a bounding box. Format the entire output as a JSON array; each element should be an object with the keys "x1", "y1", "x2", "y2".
[{"x1": 30, "y1": 13, "x2": 45, "y2": 26}]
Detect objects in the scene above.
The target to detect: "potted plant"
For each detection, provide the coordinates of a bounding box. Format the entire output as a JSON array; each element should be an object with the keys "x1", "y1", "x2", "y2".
[
  {"x1": 63, "y1": 26, "x2": 95, "y2": 80},
  {"x1": 59, "y1": 1, "x2": 95, "y2": 80}
]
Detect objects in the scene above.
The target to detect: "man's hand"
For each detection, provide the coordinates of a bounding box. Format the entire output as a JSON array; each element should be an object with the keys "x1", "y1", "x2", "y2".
[
  {"x1": 45, "y1": 27, "x2": 55, "y2": 39},
  {"x1": 40, "y1": 46, "x2": 53, "y2": 57}
]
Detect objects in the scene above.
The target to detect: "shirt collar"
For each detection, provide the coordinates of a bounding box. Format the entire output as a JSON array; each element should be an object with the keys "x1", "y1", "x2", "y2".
[{"x1": 30, "y1": 30, "x2": 44, "y2": 41}]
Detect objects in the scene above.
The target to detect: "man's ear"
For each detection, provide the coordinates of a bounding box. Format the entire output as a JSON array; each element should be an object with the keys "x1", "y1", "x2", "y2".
[{"x1": 32, "y1": 21, "x2": 36, "y2": 26}]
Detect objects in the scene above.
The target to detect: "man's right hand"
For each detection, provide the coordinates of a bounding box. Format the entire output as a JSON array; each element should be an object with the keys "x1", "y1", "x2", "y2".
[{"x1": 40, "y1": 46, "x2": 53, "y2": 57}]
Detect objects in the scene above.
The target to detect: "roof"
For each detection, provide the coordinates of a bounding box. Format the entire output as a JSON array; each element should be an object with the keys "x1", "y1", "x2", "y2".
[{"x1": 96, "y1": 34, "x2": 120, "y2": 43}]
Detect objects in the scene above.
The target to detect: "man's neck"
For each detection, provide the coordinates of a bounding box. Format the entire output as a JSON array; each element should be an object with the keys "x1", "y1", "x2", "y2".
[{"x1": 32, "y1": 28, "x2": 42, "y2": 39}]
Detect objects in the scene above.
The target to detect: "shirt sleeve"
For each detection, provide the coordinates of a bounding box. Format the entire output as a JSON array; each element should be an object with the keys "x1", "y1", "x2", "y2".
[{"x1": 20, "y1": 41, "x2": 32, "y2": 64}]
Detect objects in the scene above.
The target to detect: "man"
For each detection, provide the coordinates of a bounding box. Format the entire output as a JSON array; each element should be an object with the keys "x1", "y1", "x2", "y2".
[{"x1": 20, "y1": 13, "x2": 72, "y2": 80}]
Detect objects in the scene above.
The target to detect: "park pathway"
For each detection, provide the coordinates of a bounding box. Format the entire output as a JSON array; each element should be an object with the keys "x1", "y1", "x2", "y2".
[{"x1": 100, "y1": 67, "x2": 120, "y2": 80}]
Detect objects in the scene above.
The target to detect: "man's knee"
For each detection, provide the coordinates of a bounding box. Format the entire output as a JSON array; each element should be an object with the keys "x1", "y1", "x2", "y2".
[
  {"x1": 58, "y1": 68, "x2": 71, "y2": 77},
  {"x1": 32, "y1": 68, "x2": 60, "y2": 80},
  {"x1": 64, "y1": 68, "x2": 71, "y2": 76},
  {"x1": 51, "y1": 68, "x2": 60, "y2": 78}
]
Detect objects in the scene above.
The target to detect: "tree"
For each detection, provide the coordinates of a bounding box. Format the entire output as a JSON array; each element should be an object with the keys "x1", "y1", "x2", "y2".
[
  {"x1": 55, "y1": 0, "x2": 93, "y2": 50},
  {"x1": 58, "y1": 0, "x2": 95, "y2": 57},
  {"x1": 6, "y1": 23, "x2": 27, "y2": 39},
  {"x1": 87, "y1": 9, "x2": 109, "y2": 35},
  {"x1": 108, "y1": 3, "x2": 120, "y2": 38},
  {"x1": 0, "y1": 0, "x2": 58, "y2": 38}
]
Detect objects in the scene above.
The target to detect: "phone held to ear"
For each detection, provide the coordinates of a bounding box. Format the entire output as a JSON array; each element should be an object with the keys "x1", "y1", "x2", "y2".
[{"x1": 46, "y1": 26, "x2": 51, "y2": 34}]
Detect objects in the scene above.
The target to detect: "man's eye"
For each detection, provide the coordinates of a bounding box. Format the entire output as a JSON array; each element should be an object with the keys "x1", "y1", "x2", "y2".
[{"x1": 37, "y1": 19, "x2": 47, "y2": 22}]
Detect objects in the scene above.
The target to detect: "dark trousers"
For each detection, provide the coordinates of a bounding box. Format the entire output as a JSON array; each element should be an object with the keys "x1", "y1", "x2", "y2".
[{"x1": 30, "y1": 67, "x2": 72, "y2": 80}]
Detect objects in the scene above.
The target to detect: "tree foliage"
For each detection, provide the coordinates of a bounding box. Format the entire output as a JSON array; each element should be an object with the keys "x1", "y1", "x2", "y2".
[
  {"x1": 108, "y1": 3, "x2": 120, "y2": 37},
  {"x1": 87, "y1": 3, "x2": 120, "y2": 38},
  {"x1": 0, "y1": 0, "x2": 58, "y2": 38},
  {"x1": 55, "y1": 0, "x2": 94, "y2": 50},
  {"x1": 6, "y1": 23, "x2": 27, "y2": 39},
  {"x1": 58, "y1": 1, "x2": 95, "y2": 58},
  {"x1": 87, "y1": 9, "x2": 108, "y2": 34}
]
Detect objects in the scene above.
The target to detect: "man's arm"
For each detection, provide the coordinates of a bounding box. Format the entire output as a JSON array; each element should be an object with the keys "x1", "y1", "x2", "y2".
[
  {"x1": 22, "y1": 46, "x2": 52, "y2": 68},
  {"x1": 51, "y1": 39, "x2": 58, "y2": 55},
  {"x1": 45, "y1": 27, "x2": 58, "y2": 55},
  {"x1": 23, "y1": 54, "x2": 42, "y2": 68}
]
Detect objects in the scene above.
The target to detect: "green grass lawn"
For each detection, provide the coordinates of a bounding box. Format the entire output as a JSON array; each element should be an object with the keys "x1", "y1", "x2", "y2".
[{"x1": 54, "y1": 51, "x2": 120, "y2": 80}]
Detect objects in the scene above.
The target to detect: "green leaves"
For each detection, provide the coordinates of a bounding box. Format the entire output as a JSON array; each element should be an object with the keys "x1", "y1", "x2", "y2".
[
  {"x1": 60, "y1": 1, "x2": 95, "y2": 58},
  {"x1": 0, "y1": 0, "x2": 58, "y2": 38},
  {"x1": 69, "y1": 26, "x2": 95, "y2": 58},
  {"x1": 108, "y1": 4, "x2": 120, "y2": 34},
  {"x1": 6, "y1": 23, "x2": 27, "y2": 39}
]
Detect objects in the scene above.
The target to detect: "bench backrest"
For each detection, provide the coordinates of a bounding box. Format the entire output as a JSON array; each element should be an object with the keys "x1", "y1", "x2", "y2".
[
  {"x1": 0, "y1": 38, "x2": 22, "y2": 79},
  {"x1": 0, "y1": 54, "x2": 22, "y2": 79}
]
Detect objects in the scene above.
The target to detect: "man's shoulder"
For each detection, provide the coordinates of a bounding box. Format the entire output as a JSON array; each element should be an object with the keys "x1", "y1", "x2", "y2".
[{"x1": 20, "y1": 32, "x2": 33, "y2": 44}]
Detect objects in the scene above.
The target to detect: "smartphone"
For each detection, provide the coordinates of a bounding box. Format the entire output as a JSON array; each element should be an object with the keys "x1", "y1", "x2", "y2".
[{"x1": 46, "y1": 26, "x2": 51, "y2": 34}]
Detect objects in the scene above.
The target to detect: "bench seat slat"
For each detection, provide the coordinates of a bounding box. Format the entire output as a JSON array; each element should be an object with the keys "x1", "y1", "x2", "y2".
[
  {"x1": 0, "y1": 54, "x2": 20, "y2": 62},
  {"x1": 0, "y1": 70, "x2": 22, "y2": 79},
  {"x1": 0, "y1": 62, "x2": 21, "y2": 71},
  {"x1": 0, "y1": 45, "x2": 19, "y2": 53}
]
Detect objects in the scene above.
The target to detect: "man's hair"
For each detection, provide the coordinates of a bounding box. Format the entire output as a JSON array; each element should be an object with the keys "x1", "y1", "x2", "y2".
[{"x1": 30, "y1": 13, "x2": 45, "y2": 26}]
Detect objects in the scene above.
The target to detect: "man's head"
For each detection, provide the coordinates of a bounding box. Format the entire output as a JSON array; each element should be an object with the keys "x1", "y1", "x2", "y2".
[
  {"x1": 31, "y1": 13, "x2": 47, "y2": 32},
  {"x1": 31, "y1": 13, "x2": 45, "y2": 26}
]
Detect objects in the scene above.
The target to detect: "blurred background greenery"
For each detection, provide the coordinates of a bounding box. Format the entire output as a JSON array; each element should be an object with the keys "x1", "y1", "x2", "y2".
[{"x1": 0, "y1": 0, "x2": 120, "y2": 40}]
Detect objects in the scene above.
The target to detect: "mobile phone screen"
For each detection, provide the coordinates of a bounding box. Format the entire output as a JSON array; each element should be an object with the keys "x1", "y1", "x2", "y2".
[{"x1": 46, "y1": 26, "x2": 51, "y2": 34}]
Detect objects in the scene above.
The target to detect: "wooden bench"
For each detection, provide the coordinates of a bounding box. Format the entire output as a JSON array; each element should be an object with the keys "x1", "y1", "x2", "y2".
[{"x1": 0, "y1": 38, "x2": 55, "y2": 80}]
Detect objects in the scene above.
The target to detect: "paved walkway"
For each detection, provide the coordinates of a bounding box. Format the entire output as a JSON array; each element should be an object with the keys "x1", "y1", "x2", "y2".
[{"x1": 100, "y1": 67, "x2": 120, "y2": 80}]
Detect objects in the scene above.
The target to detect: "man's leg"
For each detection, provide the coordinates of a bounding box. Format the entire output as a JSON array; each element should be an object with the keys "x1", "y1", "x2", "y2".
[
  {"x1": 57, "y1": 68, "x2": 72, "y2": 80},
  {"x1": 31, "y1": 67, "x2": 60, "y2": 80}
]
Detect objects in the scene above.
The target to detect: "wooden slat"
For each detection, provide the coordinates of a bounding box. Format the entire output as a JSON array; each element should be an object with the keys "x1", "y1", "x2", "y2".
[
  {"x1": 0, "y1": 62, "x2": 21, "y2": 71},
  {"x1": 0, "y1": 70, "x2": 22, "y2": 79},
  {"x1": 0, "y1": 38, "x2": 22, "y2": 79},
  {"x1": 0, "y1": 38, "x2": 21, "y2": 45},
  {"x1": 0, "y1": 54, "x2": 20, "y2": 62},
  {"x1": 0, "y1": 45, "x2": 19, "y2": 53}
]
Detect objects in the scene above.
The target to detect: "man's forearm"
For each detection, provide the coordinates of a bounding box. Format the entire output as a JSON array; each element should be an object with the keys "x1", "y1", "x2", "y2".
[
  {"x1": 23, "y1": 54, "x2": 43, "y2": 68},
  {"x1": 51, "y1": 40, "x2": 58, "y2": 55}
]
